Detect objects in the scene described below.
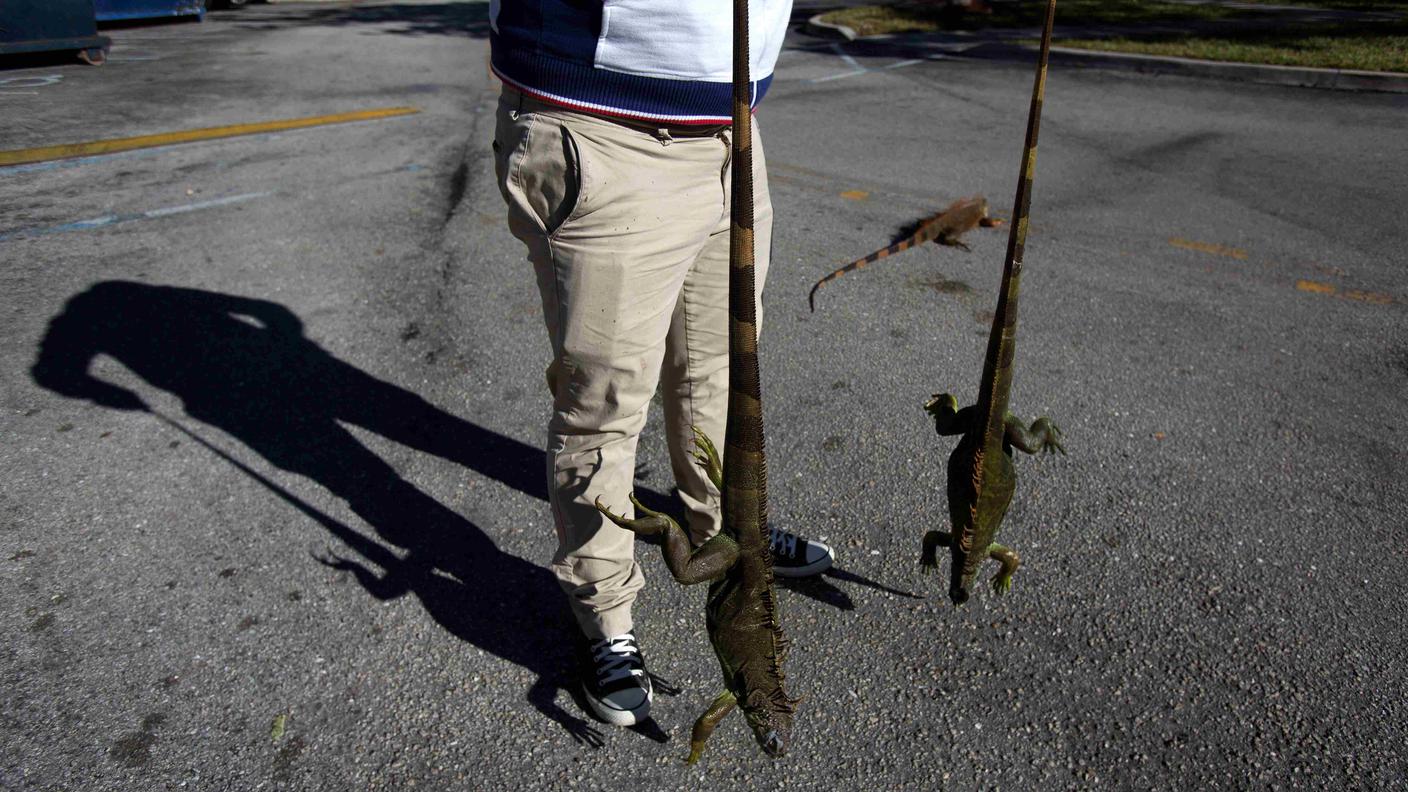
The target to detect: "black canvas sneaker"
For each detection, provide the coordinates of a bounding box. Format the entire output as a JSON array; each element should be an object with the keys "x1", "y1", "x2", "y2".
[
  {"x1": 769, "y1": 526, "x2": 835, "y2": 578},
  {"x1": 580, "y1": 631, "x2": 652, "y2": 726}
]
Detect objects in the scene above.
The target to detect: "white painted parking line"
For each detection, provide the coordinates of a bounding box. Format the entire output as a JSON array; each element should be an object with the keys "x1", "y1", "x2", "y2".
[{"x1": 0, "y1": 192, "x2": 271, "y2": 242}]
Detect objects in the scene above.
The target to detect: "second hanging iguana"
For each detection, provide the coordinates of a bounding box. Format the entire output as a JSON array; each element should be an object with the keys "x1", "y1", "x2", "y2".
[
  {"x1": 591, "y1": 0, "x2": 799, "y2": 765},
  {"x1": 919, "y1": 0, "x2": 1065, "y2": 606}
]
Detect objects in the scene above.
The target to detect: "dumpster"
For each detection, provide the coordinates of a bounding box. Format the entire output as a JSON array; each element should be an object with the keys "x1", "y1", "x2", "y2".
[
  {"x1": 94, "y1": 0, "x2": 205, "y2": 22},
  {"x1": 0, "y1": 0, "x2": 111, "y2": 64}
]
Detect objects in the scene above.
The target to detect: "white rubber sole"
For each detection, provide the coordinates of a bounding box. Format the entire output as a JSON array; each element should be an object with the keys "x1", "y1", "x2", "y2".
[
  {"x1": 583, "y1": 684, "x2": 653, "y2": 726},
  {"x1": 772, "y1": 544, "x2": 835, "y2": 578}
]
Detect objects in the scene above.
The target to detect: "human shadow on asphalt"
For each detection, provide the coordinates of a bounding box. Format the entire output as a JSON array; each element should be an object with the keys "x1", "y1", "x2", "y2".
[
  {"x1": 28, "y1": 279, "x2": 674, "y2": 747},
  {"x1": 30, "y1": 281, "x2": 863, "y2": 738}
]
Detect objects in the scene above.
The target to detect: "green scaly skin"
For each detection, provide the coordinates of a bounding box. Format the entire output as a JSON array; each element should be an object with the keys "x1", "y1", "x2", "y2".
[
  {"x1": 592, "y1": 0, "x2": 798, "y2": 765},
  {"x1": 918, "y1": 0, "x2": 1066, "y2": 606}
]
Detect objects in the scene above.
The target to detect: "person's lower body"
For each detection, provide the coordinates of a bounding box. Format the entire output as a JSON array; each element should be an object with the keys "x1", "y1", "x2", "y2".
[{"x1": 493, "y1": 86, "x2": 831, "y2": 725}]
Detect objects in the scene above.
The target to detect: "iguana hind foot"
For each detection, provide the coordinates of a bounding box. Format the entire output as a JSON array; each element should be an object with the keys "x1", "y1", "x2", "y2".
[
  {"x1": 920, "y1": 529, "x2": 950, "y2": 573},
  {"x1": 594, "y1": 491, "x2": 739, "y2": 585},
  {"x1": 987, "y1": 542, "x2": 1021, "y2": 595},
  {"x1": 1004, "y1": 414, "x2": 1066, "y2": 456},
  {"x1": 593, "y1": 493, "x2": 675, "y2": 537},
  {"x1": 685, "y1": 690, "x2": 738, "y2": 765},
  {"x1": 690, "y1": 426, "x2": 723, "y2": 490}
]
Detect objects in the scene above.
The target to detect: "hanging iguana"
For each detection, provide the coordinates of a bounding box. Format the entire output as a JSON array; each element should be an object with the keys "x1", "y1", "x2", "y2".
[
  {"x1": 591, "y1": 0, "x2": 798, "y2": 765},
  {"x1": 808, "y1": 196, "x2": 1001, "y2": 312},
  {"x1": 919, "y1": 0, "x2": 1066, "y2": 605}
]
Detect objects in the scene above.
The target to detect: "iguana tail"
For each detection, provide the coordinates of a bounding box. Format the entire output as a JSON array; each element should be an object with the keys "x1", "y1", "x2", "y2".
[
  {"x1": 725, "y1": 0, "x2": 789, "y2": 690},
  {"x1": 807, "y1": 223, "x2": 939, "y2": 311},
  {"x1": 973, "y1": 0, "x2": 1056, "y2": 440}
]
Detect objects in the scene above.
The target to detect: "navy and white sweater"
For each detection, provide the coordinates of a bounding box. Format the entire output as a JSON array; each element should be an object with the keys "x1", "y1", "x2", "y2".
[{"x1": 489, "y1": 0, "x2": 793, "y2": 125}]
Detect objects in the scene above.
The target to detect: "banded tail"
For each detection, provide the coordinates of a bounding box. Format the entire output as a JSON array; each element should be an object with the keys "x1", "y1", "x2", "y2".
[
  {"x1": 972, "y1": 0, "x2": 1056, "y2": 444},
  {"x1": 725, "y1": 0, "x2": 785, "y2": 649},
  {"x1": 725, "y1": 0, "x2": 767, "y2": 554}
]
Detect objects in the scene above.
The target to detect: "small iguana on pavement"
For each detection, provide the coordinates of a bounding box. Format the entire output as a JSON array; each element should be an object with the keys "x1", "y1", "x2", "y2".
[
  {"x1": 807, "y1": 195, "x2": 1001, "y2": 311},
  {"x1": 592, "y1": 0, "x2": 799, "y2": 764},
  {"x1": 919, "y1": 0, "x2": 1065, "y2": 605}
]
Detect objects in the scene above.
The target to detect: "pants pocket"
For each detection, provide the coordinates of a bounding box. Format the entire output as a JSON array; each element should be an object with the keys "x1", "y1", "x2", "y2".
[{"x1": 504, "y1": 115, "x2": 585, "y2": 237}]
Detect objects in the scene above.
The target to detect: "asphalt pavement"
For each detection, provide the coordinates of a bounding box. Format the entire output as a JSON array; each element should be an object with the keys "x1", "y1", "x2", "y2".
[{"x1": 2, "y1": 2, "x2": 1406, "y2": 789}]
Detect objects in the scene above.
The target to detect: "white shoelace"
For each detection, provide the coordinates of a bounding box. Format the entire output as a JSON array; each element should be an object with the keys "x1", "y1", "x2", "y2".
[
  {"x1": 592, "y1": 634, "x2": 645, "y2": 686},
  {"x1": 770, "y1": 527, "x2": 798, "y2": 559}
]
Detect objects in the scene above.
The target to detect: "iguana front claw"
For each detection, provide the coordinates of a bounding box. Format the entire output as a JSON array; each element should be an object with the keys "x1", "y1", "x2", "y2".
[
  {"x1": 593, "y1": 494, "x2": 678, "y2": 536},
  {"x1": 923, "y1": 392, "x2": 957, "y2": 416},
  {"x1": 690, "y1": 426, "x2": 724, "y2": 491}
]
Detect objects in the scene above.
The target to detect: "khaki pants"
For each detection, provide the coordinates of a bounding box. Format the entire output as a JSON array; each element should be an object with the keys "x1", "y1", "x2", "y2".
[{"x1": 493, "y1": 88, "x2": 772, "y2": 640}]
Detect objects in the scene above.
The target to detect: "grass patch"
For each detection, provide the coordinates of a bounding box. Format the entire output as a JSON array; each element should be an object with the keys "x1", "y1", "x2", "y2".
[
  {"x1": 1055, "y1": 22, "x2": 1408, "y2": 72},
  {"x1": 1236, "y1": 0, "x2": 1406, "y2": 12},
  {"x1": 819, "y1": 0, "x2": 1250, "y2": 37}
]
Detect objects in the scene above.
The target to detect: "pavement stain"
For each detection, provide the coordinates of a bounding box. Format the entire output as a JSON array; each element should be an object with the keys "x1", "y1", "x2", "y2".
[
  {"x1": 822, "y1": 435, "x2": 846, "y2": 452},
  {"x1": 109, "y1": 713, "x2": 164, "y2": 768},
  {"x1": 910, "y1": 276, "x2": 973, "y2": 295},
  {"x1": 1168, "y1": 237, "x2": 1248, "y2": 260},
  {"x1": 272, "y1": 735, "x2": 308, "y2": 781},
  {"x1": 237, "y1": 615, "x2": 260, "y2": 632},
  {"x1": 110, "y1": 732, "x2": 157, "y2": 768},
  {"x1": 30, "y1": 613, "x2": 55, "y2": 632},
  {"x1": 1390, "y1": 348, "x2": 1408, "y2": 375}
]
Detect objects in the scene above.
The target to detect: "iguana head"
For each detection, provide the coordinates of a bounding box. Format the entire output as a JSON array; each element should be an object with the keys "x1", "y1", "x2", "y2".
[{"x1": 741, "y1": 688, "x2": 798, "y2": 758}]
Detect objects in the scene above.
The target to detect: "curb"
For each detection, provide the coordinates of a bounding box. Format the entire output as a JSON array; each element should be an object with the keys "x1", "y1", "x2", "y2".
[
  {"x1": 803, "y1": 13, "x2": 1408, "y2": 94},
  {"x1": 803, "y1": 14, "x2": 857, "y2": 41},
  {"x1": 1045, "y1": 46, "x2": 1408, "y2": 93}
]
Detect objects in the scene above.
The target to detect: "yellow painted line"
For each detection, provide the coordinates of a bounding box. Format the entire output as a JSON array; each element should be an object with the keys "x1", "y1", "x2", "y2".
[
  {"x1": 839, "y1": 190, "x2": 870, "y2": 201},
  {"x1": 0, "y1": 107, "x2": 421, "y2": 167},
  {"x1": 1169, "y1": 237, "x2": 1248, "y2": 260},
  {"x1": 1296, "y1": 279, "x2": 1400, "y2": 305},
  {"x1": 1344, "y1": 289, "x2": 1395, "y2": 305},
  {"x1": 1296, "y1": 279, "x2": 1337, "y2": 295}
]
